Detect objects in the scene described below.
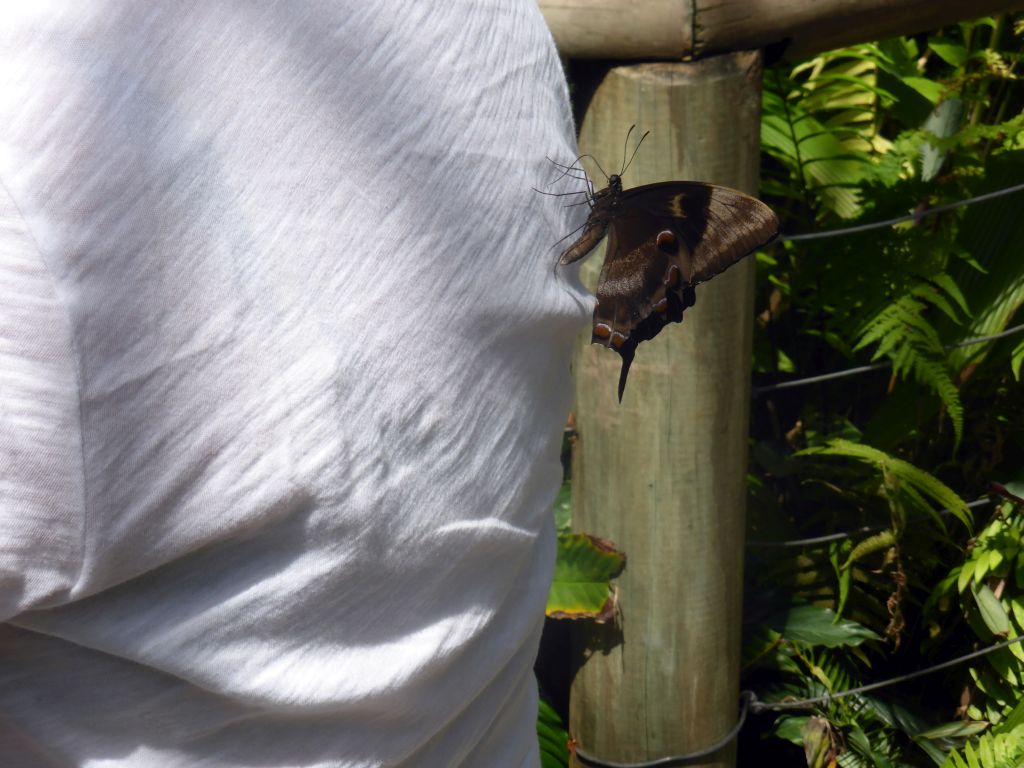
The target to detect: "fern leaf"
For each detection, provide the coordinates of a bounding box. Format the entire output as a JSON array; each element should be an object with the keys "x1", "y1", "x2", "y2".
[
  {"x1": 911, "y1": 356, "x2": 964, "y2": 446},
  {"x1": 798, "y1": 439, "x2": 973, "y2": 529},
  {"x1": 843, "y1": 530, "x2": 897, "y2": 569},
  {"x1": 912, "y1": 282, "x2": 965, "y2": 324},
  {"x1": 854, "y1": 290, "x2": 964, "y2": 445},
  {"x1": 1011, "y1": 338, "x2": 1024, "y2": 381}
]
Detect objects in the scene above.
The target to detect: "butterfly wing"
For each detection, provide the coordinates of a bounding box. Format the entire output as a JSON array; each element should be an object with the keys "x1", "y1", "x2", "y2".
[{"x1": 592, "y1": 182, "x2": 778, "y2": 400}]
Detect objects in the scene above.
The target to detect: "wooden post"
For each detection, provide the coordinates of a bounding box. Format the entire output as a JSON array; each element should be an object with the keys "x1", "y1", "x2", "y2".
[{"x1": 569, "y1": 53, "x2": 762, "y2": 767}]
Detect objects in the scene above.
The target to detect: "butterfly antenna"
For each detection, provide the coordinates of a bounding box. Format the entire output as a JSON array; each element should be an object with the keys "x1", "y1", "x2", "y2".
[
  {"x1": 619, "y1": 125, "x2": 636, "y2": 174},
  {"x1": 587, "y1": 154, "x2": 611, "y2": 184},
  {"x1": 621, "y1": 128, "x2": 650, "y2": 178}
]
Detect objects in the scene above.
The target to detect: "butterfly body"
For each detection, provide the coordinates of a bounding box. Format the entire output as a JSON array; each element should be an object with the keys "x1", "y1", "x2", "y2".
[
  {"x1": 559, "y1": 174, "x2": 625, "y2": 266},
  {"x1": 560, "y1": 177, "x2": 778, "y2": 400}
]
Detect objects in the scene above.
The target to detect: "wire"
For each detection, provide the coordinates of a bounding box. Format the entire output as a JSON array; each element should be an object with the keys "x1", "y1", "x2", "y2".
[
  {"x1": 948, "y1": 323, "x2": 1024, "y2": 349},
  {"x1": 746, "y1": 498, "x2": 992, "y2": 549},
  {"x1": 572, "y1": 692, "x2": 754, "y2": 768},
  {"x1": 779, "y1": 182, "x2": 1024, "y2": 242},
  {"x1": 748, "y1": 635, "x2": 1024, "y2": 714},
  {"x1": 567, "y1": 177, "x2": 1024, "y2": 754},
  {"x1": 568, "y1": 634, "x2": 1024, "y2": 764},
  {"x1": 563, "y1": 634, "x2": 1014, "y2": 765},
  {"x1": 752, "y1": 362, "x2": 889, "y2": 396},
  {"x1": 752, "y1": 322, "x2": 1024, "y2": 397}
]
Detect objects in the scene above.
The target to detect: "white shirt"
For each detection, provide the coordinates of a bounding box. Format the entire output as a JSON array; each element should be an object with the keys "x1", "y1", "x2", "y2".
[{"x1": 0, "y1": 2, "x2": 589, "y2": 765}]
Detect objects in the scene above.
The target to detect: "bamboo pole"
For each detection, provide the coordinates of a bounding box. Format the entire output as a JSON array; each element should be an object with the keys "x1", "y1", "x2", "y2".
[
  {"x1": 569, "y1": 53, "x2": 761, "y2": 767},
  {"x1": 538, "y1": 0, "x2": 1024, "y2": 61}
]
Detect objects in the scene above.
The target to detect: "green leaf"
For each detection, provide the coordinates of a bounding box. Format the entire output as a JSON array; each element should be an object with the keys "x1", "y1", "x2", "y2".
[
  {"x1": 921, "y1": 99, "x2": 964, "y2": 182},
  {"x1": 1003, "y1": 481, "x2": 1024, "y2": 501},
  {"x1": 761, "y1": 87, "x2": 866, "y2": 219},
  {"x1": 844, "y1": 530, "x2": 897, "y2": 569},
  {"x1": 772, "y1": 603, "x2": 881, "y2": 648},
  {"x1": 917, "y1": 720, "x2": 990, "y2": 740},
  {"x1": 846, "y1": 722, "x2": 896, "y2": 768},
  {"x1": 1010, "y1": 598, "x2": 1024, "y2": 631},
  {"x1": 798, "y1": 439, "x2": 973, "y2": 529},
  {"x1": 553, "y1": 482, "x2": 571, "y2": 532},
  {"x1": 994, "y1": 695, "x2": 1024, "y2": 733},
  {"x1": 931, "y1": 273, "x2": 972, "y2": 317},
  {"x1": 975, "y1": 552, "x2": 991, "y2": 584},
  {"x1": 776, "y1": 347, "x2": 797, "y2": 373},
  {"x1": 831, "y1": 539, "x2": 854, "y2": 616},
  {"x1": 960, "y1": 559, "x2": 977, "y2": 593},
  {"x1": 963, "y1": 740, "x2": 982, "y2": 768},
  {"x1": 947, "y1": 156, "x2": 1024, "y2": 377},
  {"x1": 876, "y1": 69, "x2": 934, "y2": 126},
  {"x1": 901, "y1": 76, "x2": 944, "y2": 104},
  {"x1": 802, "y1": 716, "x2": 833, "y2": 768},
  {"x1": 546, "y1": 533, "x2": 625, "y2": 620},
  {"x1": 939, "y1": 728, "x2": 1024, "y2": 768},
  {"x1": 1009, "y1": 631, "x2": 1024, "y2": 665},
  {"x1": 537, "y1": 698, "x2": 569, "y2": 768},
  {"x1": 986, "y1": 644, "x2": 1022, "y2": 687},
  {"x1": 929, "y1": 38, "x2": 969, "y2": 67},
  {"x1": 852, "y1": 289, "x2": 966, "y2": 446},
  {"x1": 912, "y1": 279, "x2": 969, "y2": 324},
  {"x1": 986, "y1": 548, "x2": 1005, "y2": 576},
  {"x1": 973, "y1": 584, "x2": 1011, "y2": 637},
  {"x1": 772, "y1": 715, "x2": 809, "y2": 746},
  {"x1": 1011, "y1": 338, "x2": 1024, "y2": 381}
]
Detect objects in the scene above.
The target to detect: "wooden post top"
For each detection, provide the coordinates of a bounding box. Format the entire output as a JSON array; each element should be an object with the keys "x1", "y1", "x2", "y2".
[{"x1": 538, "y1": 0, "x2": 1024, "y2": 61}]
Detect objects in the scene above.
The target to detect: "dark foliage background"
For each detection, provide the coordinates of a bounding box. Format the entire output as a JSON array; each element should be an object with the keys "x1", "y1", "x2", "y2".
[{"x1": 539, "y1": 13, "x2": 1024, "y2": 768}]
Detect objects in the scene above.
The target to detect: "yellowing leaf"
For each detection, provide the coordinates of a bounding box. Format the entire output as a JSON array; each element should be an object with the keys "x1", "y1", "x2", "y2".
[{"x1": 546, "y1": 533, "x2": 625, "y2": 621}]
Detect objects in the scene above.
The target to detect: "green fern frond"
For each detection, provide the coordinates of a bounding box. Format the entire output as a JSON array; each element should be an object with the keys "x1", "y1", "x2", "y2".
[
  {"x1": 913, "y1": 283, "x2": 967, "y2": 323},
  {"x1": 762, "y1": 48, "x2": 892, "y2": 219},
  {"x1": 797, "y1": 439, "x2": 973, "y2": 529},
  {"x1": 939, "y1": 727, "x2": 1024, "y2": 768},
  {"x1": 948, "y1": 271, "x2": 1024, "y2": 372},
  {"x1": 1011, "y1": 338, "x2": 1024, "y2": 381},
  {"x1": 753, "y1": 19, "x2": 1024, "y2": 768},
  {"x1": 844, "y1": 530, "x2": 898, "y2": 569},
  {"x1": 854, "y1": 285, "x2": 967, "y2": 445},
  {"x1": 929, "y1": 274, "x2": 972, "y2": 316},
  {"x1": 912, "y1": 356, "x2": 965, "y2": 443},
  {"x1": 857, "y1": 297, "x2": 945, "y2": 356}
]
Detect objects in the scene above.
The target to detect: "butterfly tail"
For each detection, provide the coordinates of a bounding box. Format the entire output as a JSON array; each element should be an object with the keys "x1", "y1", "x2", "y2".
[{"x1": 616, "y1": 344, "x2": 637, "y2": 402}]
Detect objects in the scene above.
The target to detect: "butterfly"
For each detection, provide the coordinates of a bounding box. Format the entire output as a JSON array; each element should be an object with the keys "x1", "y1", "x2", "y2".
[{"x1": 558, "y1": 135, "x2": 779, "y2": 401}]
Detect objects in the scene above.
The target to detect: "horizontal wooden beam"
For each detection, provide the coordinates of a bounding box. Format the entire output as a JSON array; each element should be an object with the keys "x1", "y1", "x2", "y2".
[{"x1": 538, "y1": 0, "x2": 1024, "y2": 61}]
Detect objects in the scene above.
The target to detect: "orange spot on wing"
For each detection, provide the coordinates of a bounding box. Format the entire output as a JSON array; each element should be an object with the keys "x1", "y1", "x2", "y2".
[
  {"x1": 665, "y1": 264, "x2": 680, "y2": 287},
  {"x1": 655, "y1": 230, "x2": 676, "y2": 252}
]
